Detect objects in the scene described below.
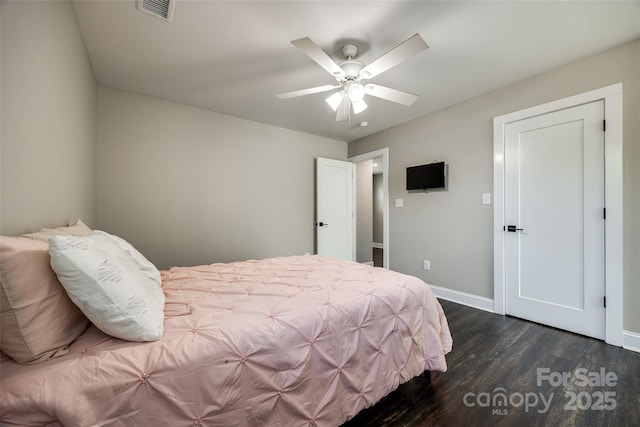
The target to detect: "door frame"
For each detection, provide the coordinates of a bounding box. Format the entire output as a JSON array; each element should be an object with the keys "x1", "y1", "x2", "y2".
[
  {"x1": 493, "y1": 83, "x2": 623, "y2": 346},
  {"x1": 349, "y1": 148, "x2": 390, "y2": 269}
]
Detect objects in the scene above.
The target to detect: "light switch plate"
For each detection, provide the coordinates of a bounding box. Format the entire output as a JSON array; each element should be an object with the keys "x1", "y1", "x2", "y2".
[
  {"x1": 482, "y1": 193, "x2": 491, "y2": 205},
  {"x1": 395, "y1": 198, "x2": 404, "y2": 208}
]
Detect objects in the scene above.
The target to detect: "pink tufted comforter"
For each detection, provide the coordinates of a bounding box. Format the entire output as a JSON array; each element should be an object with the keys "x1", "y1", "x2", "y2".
[{"x1": 0, "y1": 255, "x2": 452, "y2": 426}]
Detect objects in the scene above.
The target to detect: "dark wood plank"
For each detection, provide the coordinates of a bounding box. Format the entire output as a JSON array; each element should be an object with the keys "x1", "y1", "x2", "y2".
[{"x1": 342, "y1": 299, "x2": 640, "y2": 426}]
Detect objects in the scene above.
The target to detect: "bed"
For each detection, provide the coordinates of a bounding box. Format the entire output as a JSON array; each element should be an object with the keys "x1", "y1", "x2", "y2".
[{"x1": 1, "y1": 231, "x2": 452, "y2": 426}]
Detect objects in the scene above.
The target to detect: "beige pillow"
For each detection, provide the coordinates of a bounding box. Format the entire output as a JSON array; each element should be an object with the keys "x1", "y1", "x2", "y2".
[
  {"x1": 22, "y1": 219, "x2": 92, "y2": 241},
  {"x1": 0, "y1": 236, "x2": 89, "y2": 364}
]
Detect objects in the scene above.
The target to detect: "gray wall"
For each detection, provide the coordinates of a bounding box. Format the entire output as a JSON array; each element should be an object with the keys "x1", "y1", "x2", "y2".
[
  {"x1": 373, "y1": 173, "x2": 384, "y2": 244},
  {"x1": 356, "y1": 160, "x2": 373, "y2": 263},
  {"x1": 96, "y1": 86, "x2": 347, "y2": 269},
  {"x1": 349, "y1": 39, "x2": 640, "y2": 334},
  {"x1": 1, "y1": 0, "x2": 97, "y2": 235}
]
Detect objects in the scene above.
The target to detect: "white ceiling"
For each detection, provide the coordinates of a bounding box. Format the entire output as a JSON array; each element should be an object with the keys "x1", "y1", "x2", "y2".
[{"x1": 71, "y1": 0, "x2": 640, "y2": 143}]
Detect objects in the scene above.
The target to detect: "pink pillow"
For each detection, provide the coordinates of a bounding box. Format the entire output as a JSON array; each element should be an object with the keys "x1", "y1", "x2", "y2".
[{"x1": 0, "y1": 236, "x2": 89, "y2": 364}]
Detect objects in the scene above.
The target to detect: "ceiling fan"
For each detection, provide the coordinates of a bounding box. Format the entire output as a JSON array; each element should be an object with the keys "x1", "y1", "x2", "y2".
[{"x1": 276, "y1": 34, "x2": 429, "y2": 121}]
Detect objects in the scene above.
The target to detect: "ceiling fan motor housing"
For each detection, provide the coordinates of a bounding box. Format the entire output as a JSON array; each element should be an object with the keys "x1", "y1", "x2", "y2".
[{"x1": 338, "y1": 59, "x2": 365, "y2": 80}]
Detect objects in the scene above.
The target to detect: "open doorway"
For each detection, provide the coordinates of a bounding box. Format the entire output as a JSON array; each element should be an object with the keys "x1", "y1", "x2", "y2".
[
  {"x1": 372, "y1": 160, "x2": 384, "y2": 267},
  {"x1": 349, "y1": 148, "x2": 389, "y2": 269}
]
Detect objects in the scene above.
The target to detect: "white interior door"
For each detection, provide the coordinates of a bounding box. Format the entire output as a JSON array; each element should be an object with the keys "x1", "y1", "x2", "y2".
[
  {"x1": 504, "y1": 100, "x2": 605, "y2": 339},
  {"x1": 316, "y1": 158, "x2": 354, "y2": 261}
]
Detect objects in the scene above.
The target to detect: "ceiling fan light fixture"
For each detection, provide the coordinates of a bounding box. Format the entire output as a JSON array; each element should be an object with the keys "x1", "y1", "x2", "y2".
[
  {"x1": 326, "y1": 91, "x2": 345, "y2": 111},
  {"x1": 347, "y1": 83, "x2": 365, "y2": 102},
  {"x1": 352, "y1": 99, "x2": 368, "y2": 114}
]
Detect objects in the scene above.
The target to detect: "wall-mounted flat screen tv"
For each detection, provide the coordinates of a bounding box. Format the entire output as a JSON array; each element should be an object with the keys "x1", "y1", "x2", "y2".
[{"x1": 406, "y1": 162, "x2": 447, "y2": 191}]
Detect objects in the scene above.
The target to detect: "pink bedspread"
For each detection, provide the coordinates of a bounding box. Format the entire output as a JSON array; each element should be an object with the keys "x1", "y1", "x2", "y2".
[{"x1": 1, "y1": 255, "x2": 452, "y2": 426}]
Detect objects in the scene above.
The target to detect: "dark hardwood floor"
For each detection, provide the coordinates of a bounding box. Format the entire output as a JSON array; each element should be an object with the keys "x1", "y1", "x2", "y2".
[
  {"x1": 342, "y1": 299, "x2": 640, "y2": 427},
  {"x1": 373, "y1": 248, "x2": 383, "y2": 268}
]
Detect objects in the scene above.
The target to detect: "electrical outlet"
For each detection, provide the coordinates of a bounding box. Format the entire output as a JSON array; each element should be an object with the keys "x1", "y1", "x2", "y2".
[{"x1": 423, "y1": 260, "x2": 431, "y2": 271}]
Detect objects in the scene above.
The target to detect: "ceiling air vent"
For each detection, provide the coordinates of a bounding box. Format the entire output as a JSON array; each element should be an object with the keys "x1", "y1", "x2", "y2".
[{"x1": 137, "y1": 0, "x2": 175, "y2": 22}]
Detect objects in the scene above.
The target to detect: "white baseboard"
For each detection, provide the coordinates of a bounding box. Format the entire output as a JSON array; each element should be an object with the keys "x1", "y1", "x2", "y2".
[
  {"x1": 430, "y1": 285, "x2": 640, "y2": 354},
  {"x1": 429, "y1": 285, "x2": 495, "y2": 313},
  {"x1": 622, "y1": 331, "x2": 640, "y2": 353},
  {"x1": 372, "y1": 242, "x2": 384, "y2": 249}
]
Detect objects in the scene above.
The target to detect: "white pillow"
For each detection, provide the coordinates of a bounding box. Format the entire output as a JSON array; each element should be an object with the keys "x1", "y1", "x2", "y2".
[
  {"x1": 49, "y1": 231, "x2": 164, "y2": 342},
  {"x1": 92, "y1": 230, "x2": 161, "y2": 287}
]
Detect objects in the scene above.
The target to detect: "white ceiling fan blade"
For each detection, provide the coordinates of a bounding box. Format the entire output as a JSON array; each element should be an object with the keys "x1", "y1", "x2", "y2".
[
  {"x1": 335, "y1": 95, "x2": 350, "y2": 121},
  {"x1": 365, "y1": 84, "x2": 419, "y2": 106},
  {"x1": 276, "y1": 84, "x2": 341, "y2": 99},
  {"x1": 359, "y1": 34, "x2": 429, "y2": 80},
  {"x1": 291, "y1": 37, "x2": 346, "y2": 79}
]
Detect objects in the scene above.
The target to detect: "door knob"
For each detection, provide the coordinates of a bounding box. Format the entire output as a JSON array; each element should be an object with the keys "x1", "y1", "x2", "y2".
[
  {"x1": 316, "y1": 222, "x2": 329, "y2": 227},
  {"x1": 506, "y1": 225, "x2": 524, "y2": 232}
]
